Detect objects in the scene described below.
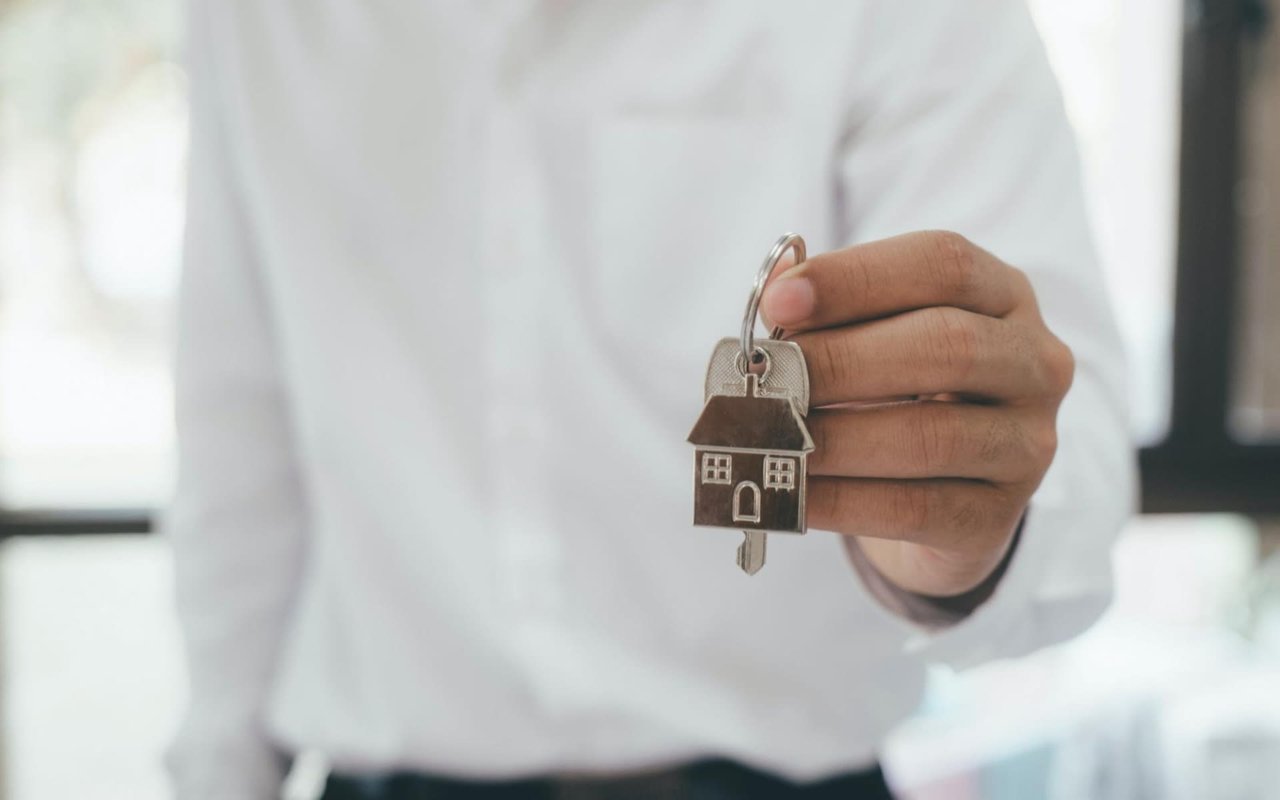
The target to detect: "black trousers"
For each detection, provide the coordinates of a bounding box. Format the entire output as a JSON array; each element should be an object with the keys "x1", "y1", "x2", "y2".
[{"x1": 321, "y1": 758, "x2": 895, "y2": 800}]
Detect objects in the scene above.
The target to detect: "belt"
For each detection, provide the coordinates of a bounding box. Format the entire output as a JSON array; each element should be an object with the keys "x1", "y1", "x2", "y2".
[{"x1": 321, "y1": 758, "x2": 895, "y2": 800}]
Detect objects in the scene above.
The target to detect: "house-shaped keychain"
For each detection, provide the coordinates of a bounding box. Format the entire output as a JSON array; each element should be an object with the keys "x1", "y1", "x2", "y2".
[{"x1": 687, "y1": 371, "x2": 815, "y2": 533}]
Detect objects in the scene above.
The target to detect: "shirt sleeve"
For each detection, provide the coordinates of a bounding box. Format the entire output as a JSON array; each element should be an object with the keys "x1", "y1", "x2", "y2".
[
  {"x1": 162, "y1": 3, "x2": 307, "y2": 797},
  {"x1": 834, "y1": 1, "x2": 1138, "y2": 668}
]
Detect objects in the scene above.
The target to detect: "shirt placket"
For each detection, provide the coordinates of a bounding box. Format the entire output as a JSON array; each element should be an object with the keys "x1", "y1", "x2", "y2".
[{"x1": 478, "y1": 101, "x2": 565, "y2": 636}]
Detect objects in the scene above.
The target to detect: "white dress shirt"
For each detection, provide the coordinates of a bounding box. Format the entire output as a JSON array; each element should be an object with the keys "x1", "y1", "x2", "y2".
[{"x1": 165, "y1": 2, "x2": 1136, "y2": 797}]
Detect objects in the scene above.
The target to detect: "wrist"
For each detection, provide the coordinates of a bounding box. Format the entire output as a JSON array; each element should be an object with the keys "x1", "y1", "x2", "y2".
[
  {"x1": 846, "y1": 516, "x2": 1025, "y2": 627},
  {"x1": 906, "y1": 524, "x2": 1021, "y2": 598}
]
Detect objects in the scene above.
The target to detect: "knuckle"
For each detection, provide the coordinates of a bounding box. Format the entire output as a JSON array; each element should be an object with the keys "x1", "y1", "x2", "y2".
[
  {"x1": 1006, "y1": 265, "x2": 1036, "y2": 300},
  {"x1": 1040, "y1": 335, "x2": 1076, "y2": 396},
  {"x1": 978, "y1": 415, "x2": 1022, "y2": 466},
  {"x1": 924, "y1": 230, "x2": 980, "y2": 299},
  {"x1": 921, "y1": 306, "x2": 980, "y2": 382},
  {"x1": 910, "y1": 408, "x2": 959, "y2": 472},
  {"x1": 889, "y1": 483, "x2": 932, "y2": 537},
  {"x1": 1029, "y1": 420, "x2": 1060, "y2": 465},
  {"x1": 948, "y1": 494, "x2": 983, "y2": 533}
]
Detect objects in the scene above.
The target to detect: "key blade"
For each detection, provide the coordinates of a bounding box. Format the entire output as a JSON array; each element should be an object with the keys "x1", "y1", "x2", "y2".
[{"x1": 736, "y1": 531, "x2": 767, "y2": 575}]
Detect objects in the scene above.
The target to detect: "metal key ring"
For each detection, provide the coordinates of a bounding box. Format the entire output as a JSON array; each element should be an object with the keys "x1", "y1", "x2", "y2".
[{"x1": 740, "y1": 232, "x2": 807, "y2": 368}]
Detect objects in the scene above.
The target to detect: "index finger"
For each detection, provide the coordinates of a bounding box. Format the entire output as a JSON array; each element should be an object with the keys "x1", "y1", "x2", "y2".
[{"x1": 760, "y1": 231, "x2": 1027, "y2": 334}]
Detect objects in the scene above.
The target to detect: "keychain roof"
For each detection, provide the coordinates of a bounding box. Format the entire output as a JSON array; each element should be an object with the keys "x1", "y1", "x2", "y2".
[{"x1": 687, "y1": 373, "x2": 814, "y2": 452}]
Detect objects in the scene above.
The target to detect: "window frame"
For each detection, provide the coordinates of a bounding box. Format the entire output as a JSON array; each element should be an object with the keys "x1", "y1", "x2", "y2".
[
  {"x1": 701, "y1": 453, "x2": 733, "y2": 485},
  {"x1": 1139, "y1": 0, "x2": 1280, "y2": 513},
  {"x1": 763, "y1": 455, "x2": 796, "y2": 491}
]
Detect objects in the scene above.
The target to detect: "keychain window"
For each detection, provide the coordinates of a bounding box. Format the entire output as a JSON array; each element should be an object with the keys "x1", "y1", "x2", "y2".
[
  {"x1": 764, "y1": 456, "x2": 796, "y2": 491},
  {"x1": 702, "y1": 454, "x2": 733, "y2": 484}
]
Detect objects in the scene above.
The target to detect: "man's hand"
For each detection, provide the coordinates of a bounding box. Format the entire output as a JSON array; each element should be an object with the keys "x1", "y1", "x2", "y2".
[{"x1": 761, "y1": 231, "x2": 1074, "y2": 598}]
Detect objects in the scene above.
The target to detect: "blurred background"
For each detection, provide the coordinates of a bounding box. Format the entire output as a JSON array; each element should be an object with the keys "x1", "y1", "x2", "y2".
[{"x1": 0, "y1": 0, "x2": 1277, "y2": 798}]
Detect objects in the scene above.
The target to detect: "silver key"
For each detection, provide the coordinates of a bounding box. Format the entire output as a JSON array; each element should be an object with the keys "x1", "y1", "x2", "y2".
[
  {"x1": 688, "y1": 339, "x2": 813, "y2": 574},
  {"x1": 687, "y1": 233, "x2": 813, "y2": 575}
]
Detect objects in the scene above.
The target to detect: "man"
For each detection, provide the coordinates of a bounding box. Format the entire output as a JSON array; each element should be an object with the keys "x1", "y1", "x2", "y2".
[{"x1": 166, "y1": 2, "x2": 1135, "y2": 798}]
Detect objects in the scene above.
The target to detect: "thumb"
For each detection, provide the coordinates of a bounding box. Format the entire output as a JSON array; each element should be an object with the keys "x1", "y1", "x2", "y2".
[{"x1": 758, "y1": 251, "x2": 804, "y2": 335}]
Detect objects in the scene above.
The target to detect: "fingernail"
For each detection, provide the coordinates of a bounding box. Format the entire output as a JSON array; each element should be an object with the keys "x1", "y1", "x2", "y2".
[{"x1": 762, "y1": 274, "x2": 815, "y2": 325}]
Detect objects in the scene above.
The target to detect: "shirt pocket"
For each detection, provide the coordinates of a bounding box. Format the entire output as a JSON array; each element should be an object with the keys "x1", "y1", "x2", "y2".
[{"x1": 584, "y1": 114, "x2": 804, "y2": 392}]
